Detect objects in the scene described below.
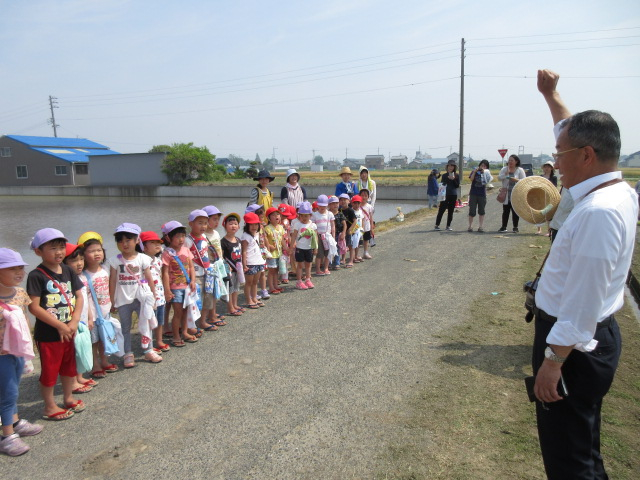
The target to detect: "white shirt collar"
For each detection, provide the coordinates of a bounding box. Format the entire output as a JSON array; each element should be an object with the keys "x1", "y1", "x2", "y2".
[{"x1": 568, "y1": 171, "x2": 622, "y2": 204}]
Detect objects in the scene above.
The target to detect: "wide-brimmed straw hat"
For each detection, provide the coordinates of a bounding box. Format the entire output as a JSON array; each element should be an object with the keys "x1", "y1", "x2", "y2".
[
  {"x1": 339, "y1": 166, "x2": 352, "y2": 176},
  {"x1": 511, "y1": 176, "x2": 561, "y2": 224}
]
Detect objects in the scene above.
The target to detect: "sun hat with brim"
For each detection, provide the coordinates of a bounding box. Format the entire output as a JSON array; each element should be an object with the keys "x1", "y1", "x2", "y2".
[
  {"x1": 316, "y1": 194, "x2": 329, "y2": 207},
  {"x1": 245, "y1": 204, "x2": 262, "y2": 214},
  {"x1": 286, "y1": 168, "x2": 300, "y2": 182},
  {"x1": 160, "y1": 221, "x2": 184, "y2": 235},
  {"x1": 253, "y1": 170, "x2": 275, "y2": 182},
  {"x1": 511, "y1": 176, "x2": 561, "y2": 225},
  {"x1": 339, "y1": 166, "x2": 352, "y2": 176},
  {"x1": 64, "y1": 243, "x2": 81, "y2": 258},
  {"x1": 338, "y1": 193, "x2": 350, "y2": 200},
  {"x1": 30, "y1": 228, "x2": 67, "y2": 250},
  {"x1": 328, "y1": 195, "x2": 339, "y2": 204},
  {"x1": 202, "y1": 205, "x2": 222, "y2": 216},
  {"x1": 188, "y1": 209, "x2": 209, "y2": 222},
  {"x1": 115, "y1": 223, "x2": 141, "y2": 235},
  {"x1": 243, "y1": 212, "x2": 261, "y2": 224},
  {"x1": 0, "y1": 248, "x2": 28, "y2": 268},
  {"x1": 297, "y1": 201, "x2": 313, "y2": 215},
  {"x1": 278, "y1": 204, "x2": 296, "y2": 220},
  {"x1": 351, "y1": 195, "x2": 363, "y2": 203},
  {"x1": 265, "y1": 207, "x2": 279, "y2": 218},
  {"x1": 77, "y1": 231, "x2": 103, "y2": 246},
  {"x1": 287, "y1": 205, "x2": 298, "y2": 220},
  {"x1": 542, "y1": 161, "x2": 555, "y2": 169},
  {"x1": 223, "y1": 212, "x2": 241, "y2": 225},
  {"x1": 140, "y1": 231, "x2": 163, "y2": 243}
]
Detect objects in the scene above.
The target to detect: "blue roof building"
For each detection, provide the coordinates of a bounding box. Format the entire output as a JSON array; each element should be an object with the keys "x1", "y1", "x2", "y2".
[{"x1": 0, "y1": 135, "x2": 119, "y2": 186}]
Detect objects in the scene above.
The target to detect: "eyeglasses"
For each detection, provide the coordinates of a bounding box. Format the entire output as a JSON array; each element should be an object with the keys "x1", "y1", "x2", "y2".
[{"x1": 552, "y1": 146, "x2": 586, "y2": 160}]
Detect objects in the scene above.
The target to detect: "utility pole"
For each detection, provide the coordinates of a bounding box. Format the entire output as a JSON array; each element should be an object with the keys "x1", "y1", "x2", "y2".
[
  {"x1": 272, "y1": 146, "x2": 277, "y2": 163},
  {"x1": 48, "y1": 95, "x2": 59, "y2": 137},
  {"x1": 458, "y1": 38, "x2": 465, "y2": 200}
]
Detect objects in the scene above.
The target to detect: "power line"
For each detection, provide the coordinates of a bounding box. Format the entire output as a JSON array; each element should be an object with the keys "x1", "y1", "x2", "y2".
[
  {"x1": 61, "y1": 54, "x2": 460, "y2": 108},
  {"x1": 61, "y1": 76, "x2": 459, "y2": 121},
  {"x1": 468, "y1": 34, "x2": 640, "y2": 48},
  {"x1": 470, "y1": 42, "x2": 640, "y2": 56},
  {"x1": 468, "y1": 26, "x2": 640, "y2": 41},
  {"x1": 62, "y1": 40, "x2": 460, "y2": 101},
  {"x1": 467, "y1": 74, "x2": 640, "y2": 79}
]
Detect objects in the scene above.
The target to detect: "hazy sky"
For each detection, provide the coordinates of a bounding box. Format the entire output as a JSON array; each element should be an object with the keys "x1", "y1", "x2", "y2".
[{"x1": 1, "y1": 0, "x2": 639, "y2": 163}]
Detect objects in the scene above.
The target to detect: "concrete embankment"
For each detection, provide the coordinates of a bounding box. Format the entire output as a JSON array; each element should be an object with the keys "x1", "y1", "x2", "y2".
[{"x1": 0, "y1": 184, "x2": 471, "y2": 200}]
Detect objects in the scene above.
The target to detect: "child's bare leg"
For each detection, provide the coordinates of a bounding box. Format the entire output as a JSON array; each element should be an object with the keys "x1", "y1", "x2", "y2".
[
  {"x1": 171, "y1": 304, "x2": 184, "y2": 342},
  {"x1": 199, "y1": 308, "x2": 211, "y2": 328},
  {"x1": 41, "y1": 384, "x2": 66, "y2": 416},
  {"x1": 296, "y1": 262, "x2": 303, "y2": 282},
  {"x1": 315, "y1": 256, "x2": 323, "y2": 275},
  {"x1": 61, "y1": 375, "x2": 78, "y2": 408},
  {"x1": 244, "y1": 277, "x2": 253, "y2": 305},
  {"x1": 154, "y1": 326, "x2": 163, "y2": 348},
  {"x1": 347, "y1": 247, "x2": 354, "y2": 265}
]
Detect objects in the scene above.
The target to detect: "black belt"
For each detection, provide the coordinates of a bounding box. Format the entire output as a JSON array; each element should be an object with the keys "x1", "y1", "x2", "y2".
[{"x1": 533, "y1": 307, "x2": 613, "y2": 328}]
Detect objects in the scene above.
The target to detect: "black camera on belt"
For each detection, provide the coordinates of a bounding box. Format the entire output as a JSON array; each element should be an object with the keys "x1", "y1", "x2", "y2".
[{"x1": 523, "y1": 278, "x2": 539, "y2": 323}]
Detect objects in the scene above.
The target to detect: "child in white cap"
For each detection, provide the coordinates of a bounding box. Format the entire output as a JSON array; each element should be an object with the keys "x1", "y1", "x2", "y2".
[{"x1": 107, "y1": 223, "x2": 160, "y2": 367}]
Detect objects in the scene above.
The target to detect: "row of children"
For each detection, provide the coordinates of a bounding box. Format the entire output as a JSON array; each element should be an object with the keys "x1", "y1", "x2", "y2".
[{"x1": 0, "y1": 191, "x2": 375, "y2": 456}]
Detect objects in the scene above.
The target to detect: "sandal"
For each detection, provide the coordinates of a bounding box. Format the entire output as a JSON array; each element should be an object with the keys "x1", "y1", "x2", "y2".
[
  {"x1": 247, "y1": 304, "x2": 259, "y2": 310},
  {"x1": 42, "y1": 409, "x2": 74, "y2": 421},
  {"x1": 123, "y1": 353, "x2": 136, "y2": 369},
  {"x1": 171, "y1": 339, "x2": 186, "y2": 347},
  {"x1": 64, "y1": 399, "x2": 86, "y2": 413},
  {"x1": 256, "y1": 301, "x2": 265, "y2": 307},
  {"x1": 162, "y1": 330, "x2": 173, "y2": 338},
  {"x1": 216, "y1": 314, "x2": 226, "y2": 321},
  {"x1": 91, "y1": 370, "x2": 106, "y2": 379},
  {"x1": 72, "y1": 384, "x2": 93, "y2": 394},
  {"x1": 156, "y1": 343, "x2": 171, "y2": 352},
  {"x1": 183, "y1": 336, "x2": 199, "y2": 343},
  {"x1": 228, "y1": 310, "x2": 242, "y2": 316},
  {"x1": 82, "y1": 378, "x2": 98, "y2": 387},
  {"x1": 202, "y1": 324, "x2": 219, "y2": 331},
  {"x1": 213, "y1": 320, "x2": 227, "y2": 326},
  {"x1": 144, "y1": 350, "x2": 163, "y2": 363},
  {"x1": 104, "y1": 364, "x2": 119, "y2": 373}
]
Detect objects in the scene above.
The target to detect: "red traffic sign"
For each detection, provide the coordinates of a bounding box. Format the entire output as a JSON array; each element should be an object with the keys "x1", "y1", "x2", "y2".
[{"x1": 498, "y1": 149, "x2": 508, "y2": 158}]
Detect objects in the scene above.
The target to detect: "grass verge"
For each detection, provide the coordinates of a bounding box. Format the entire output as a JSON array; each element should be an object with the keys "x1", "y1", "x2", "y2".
[{"x1": 375, "y1": 227, "x2": 640, "y2": 479}]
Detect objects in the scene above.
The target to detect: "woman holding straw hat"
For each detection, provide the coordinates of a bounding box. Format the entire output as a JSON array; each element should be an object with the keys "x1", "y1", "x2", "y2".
[
  {"x1": 498, "y1": 154, "x2": 526, "y2": 233},
  {"x1": 536, "y1": 161, "x2": 558, "y2": 235}
]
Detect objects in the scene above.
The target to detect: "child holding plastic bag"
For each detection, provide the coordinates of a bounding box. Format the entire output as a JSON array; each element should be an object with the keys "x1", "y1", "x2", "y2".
[{"x1": 0, "y1": 248, "x2": 43, "y2": 456}]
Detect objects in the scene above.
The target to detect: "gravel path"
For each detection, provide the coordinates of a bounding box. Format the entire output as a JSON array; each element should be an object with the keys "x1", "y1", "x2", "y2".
[{"x1": 5, "y1": 203, "x2": 536, "y2": 479}]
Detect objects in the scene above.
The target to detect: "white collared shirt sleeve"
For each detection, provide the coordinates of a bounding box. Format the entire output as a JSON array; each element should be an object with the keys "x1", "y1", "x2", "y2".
[{"x1": 546, "y1": 205, "x2": 624, "y2": 351}]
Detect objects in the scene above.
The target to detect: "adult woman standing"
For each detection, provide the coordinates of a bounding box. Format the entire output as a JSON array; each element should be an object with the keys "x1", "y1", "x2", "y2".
[
  {"x1": 498, "y1": 154, "x2": 526, "y2": 232},
  {"x1": 280, "y1": 168, "x2": 307, "y2": 207},
  {"x1": 434, "y1": 160, "x2": 460, "y2": 231},
  {"x1": 249, "y1": 169, "x2": 275, "y2": 210},
  {"x1": 536, "y1": 161, "x2": 558, "y2": 235},
  {"x1": 357, "y1": 166, "x2": 377, "y2": 207},
  {"x1": 467, "y1": 159, "x2": 493, "y2": 232}
]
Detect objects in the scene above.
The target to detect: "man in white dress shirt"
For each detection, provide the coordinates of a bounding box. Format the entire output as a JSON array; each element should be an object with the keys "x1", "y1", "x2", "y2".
[{"x1": 533, "y1": 69, "x2": 638, "y2": 479}]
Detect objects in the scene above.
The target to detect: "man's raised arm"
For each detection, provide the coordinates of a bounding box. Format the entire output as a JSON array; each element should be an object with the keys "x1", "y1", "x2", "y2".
[{"x1": 537, "y1": 69, "x2": 572, "y2": 125}]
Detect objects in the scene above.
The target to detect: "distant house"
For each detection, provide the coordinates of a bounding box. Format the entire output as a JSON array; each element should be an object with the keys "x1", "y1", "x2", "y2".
[
  {"x1": 342, "y1": 158, "x2": 362, "y2": 170},
  {"x1": 0, "y1": 135, "x2": 119, "y2": 186},
  {"x1": 389, "y1": 155, "x2": 408, "y2": 169},
  {"x1": 408, "y1": 159, "x2": 425, "y2": 169},
  {"x1": 625, "y1": 151, "x2": 640, "y2": 167},
  {"x1": 364, "y1": 155, "x2": 385, "y2": 170},
  {"x1": 324, "y1": 160, "x2": 341, "y2": 171}
]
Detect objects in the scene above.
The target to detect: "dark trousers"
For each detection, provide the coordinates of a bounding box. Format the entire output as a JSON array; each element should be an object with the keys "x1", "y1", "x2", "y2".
[
  {"x1": 532, "y1": 310, "x2": 621, "y2": 480},
  {"x1": 435, "y1": 195, "x2": 457, "y2": 227},
  {"x1": 501, "y1": 202, "x2": 520, "y2": 229}
]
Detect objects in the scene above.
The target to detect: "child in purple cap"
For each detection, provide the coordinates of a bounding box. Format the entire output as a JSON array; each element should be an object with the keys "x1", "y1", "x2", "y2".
[
  {"x1": 0, "y1": 248, "x2": 43, "y2": 456},
  {"x1": 26, "y1": 228, "x2": 86, "y2": 420},
  {"x1": 106, "y1": 223, "x2": 160, "y2": 367}
]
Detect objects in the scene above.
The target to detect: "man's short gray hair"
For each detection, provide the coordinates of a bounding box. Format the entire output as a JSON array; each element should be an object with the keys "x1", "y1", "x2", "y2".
[{"x1": 559, "y1": 110, "x2": 621, "y2": 163}]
